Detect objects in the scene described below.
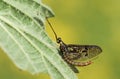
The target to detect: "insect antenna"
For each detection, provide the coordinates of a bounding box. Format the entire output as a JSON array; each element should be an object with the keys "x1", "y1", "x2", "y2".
[{"x1": 46, "y1": 18, "x2": 62, "y2": 43}]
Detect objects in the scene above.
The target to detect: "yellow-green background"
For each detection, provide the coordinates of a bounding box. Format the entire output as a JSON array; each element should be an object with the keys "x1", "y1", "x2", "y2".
[{"x1": 0, "y1": 0, "x2": 120, "y2": 79}]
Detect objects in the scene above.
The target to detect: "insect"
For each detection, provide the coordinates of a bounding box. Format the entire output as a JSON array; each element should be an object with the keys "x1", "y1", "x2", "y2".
[{"x1": 46, "y1": 18, "x2": 102, "y2": 73}]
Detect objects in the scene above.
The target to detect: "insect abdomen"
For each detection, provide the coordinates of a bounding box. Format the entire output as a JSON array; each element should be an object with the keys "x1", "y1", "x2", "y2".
[{"x1": 63, "y1": 55, "x2": 92, "y2": 66}]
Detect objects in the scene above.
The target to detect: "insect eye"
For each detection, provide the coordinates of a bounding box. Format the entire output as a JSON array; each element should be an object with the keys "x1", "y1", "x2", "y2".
[{"x1": 57, "y1": 37, "x2": 62, "y2": 43}]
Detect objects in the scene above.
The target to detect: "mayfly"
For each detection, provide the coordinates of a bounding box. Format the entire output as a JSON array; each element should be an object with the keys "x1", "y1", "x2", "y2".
[{"x1": 46, "y1": 18, "x2": 102, "y2": 73}]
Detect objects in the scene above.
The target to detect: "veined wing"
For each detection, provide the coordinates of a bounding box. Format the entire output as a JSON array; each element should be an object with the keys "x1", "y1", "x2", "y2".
[{"x1": 66, "y1": 44, "x2": 102, "y2": 61}]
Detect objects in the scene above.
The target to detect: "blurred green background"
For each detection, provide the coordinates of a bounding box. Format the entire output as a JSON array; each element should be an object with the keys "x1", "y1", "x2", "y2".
[{"x1": 0, "y1": 0, "x2": 120, "y2": 79}]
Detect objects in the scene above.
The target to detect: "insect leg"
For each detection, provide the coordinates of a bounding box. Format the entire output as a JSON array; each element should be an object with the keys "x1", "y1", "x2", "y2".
[{"x1": 68, "y1": 64, "x2": 79, "y2": 73}]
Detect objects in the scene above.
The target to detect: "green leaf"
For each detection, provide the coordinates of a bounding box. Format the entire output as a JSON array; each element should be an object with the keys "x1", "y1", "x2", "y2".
[{"x1": 0, "y1": 0, "x2": 78, "y2": 79}]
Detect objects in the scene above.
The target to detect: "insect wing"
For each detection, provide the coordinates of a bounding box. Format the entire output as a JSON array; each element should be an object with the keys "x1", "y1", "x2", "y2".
[{"x1": 66, "y1": 44, "x2": 102, "y2": 61}]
